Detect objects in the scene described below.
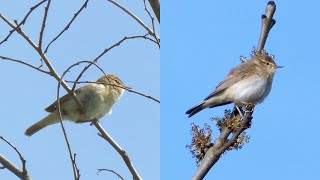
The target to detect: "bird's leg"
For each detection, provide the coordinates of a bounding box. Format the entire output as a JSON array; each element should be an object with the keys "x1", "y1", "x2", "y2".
[
  {"x1": 90, "y1": 119, "x2": 99, "y2": 126},
  {"x1": 242, "y1": 103, "x2": 254, "y2": 128},
  {"x1": 244, "y1": 103, "x2": 255, "y2": 113},
  {"x1": 240, "y1": 101, "x2": 255, "y2": 113},
  {"x1": 235, "y1": 105, "x2": 245, "y2": 120}
]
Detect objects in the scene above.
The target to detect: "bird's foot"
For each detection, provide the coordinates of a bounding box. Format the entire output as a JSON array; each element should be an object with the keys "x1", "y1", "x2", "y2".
[
  {"x1": 90, "y1": 119, "x2": 99, "y2": 125},
  {"x1": 235, "y1": 105, "x2": 245, "y2": 120},
  {"x1": 244, "y1": 103, "x2": 255, "y2": 113}
]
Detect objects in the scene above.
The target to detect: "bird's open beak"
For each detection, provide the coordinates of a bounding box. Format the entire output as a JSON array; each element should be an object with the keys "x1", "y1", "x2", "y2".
[{"x1": 276, "y1": 65, "x2": 284, "y2": 69}]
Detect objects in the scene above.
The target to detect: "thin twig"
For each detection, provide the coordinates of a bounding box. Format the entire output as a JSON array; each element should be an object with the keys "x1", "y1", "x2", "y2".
[
  {"x1": 56, "y1": 85, "x2": 80, "y2": 179},
  {"x1": 0, "y1": 0, "x2": 47, "y2": 45},
  {"x1": 97, "y1": 169, "x2": 124, "y2": 180},
  {"x1": 0, "y1": 56, "x2": 50, "y2": 74},
  {"x1": 38, "y1": 0, "x2": 51, "y2": 48},
  {"x1": 67, "y1": 80, "x2": 160, "y2": 103},
  {"x1": 93, "y1": 120, "x2": 142, "y2": 180},
  {"x1": 0, "y1": 136, "x2": 31, "y2": 180},
  {"x1": 44, "y1": 0, "x2": 90, "y2": 53}
]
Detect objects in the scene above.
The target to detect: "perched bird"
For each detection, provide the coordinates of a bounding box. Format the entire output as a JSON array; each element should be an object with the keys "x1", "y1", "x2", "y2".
[
  {"x1": 25, "y1": 74, "x2": 125, "y2": 136},
  {"x1": 186, "y1": 52, "x2": 282, "y2": 118}
]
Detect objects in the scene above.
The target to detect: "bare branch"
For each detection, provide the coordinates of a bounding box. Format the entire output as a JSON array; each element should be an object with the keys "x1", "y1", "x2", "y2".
[
  {"x1": 97, "y1": 169, "x2": 124, "y2": 180},
  {"x1": 147, "y1": 0, "x2": 160, "y2": 23},
  {"x1": 191, "y1": 107, "x2": 253, "y2": 180},
  {"x1": 0, "y1": 56, "x2": 50, "y2": 74},
  {"x1": 0, "y1": 136, "x2": 31, "y2": 180},
  {"x1": 93, "y1": 120, "x2": 142, "y2": 180},
  {"x1": 0, "y1": 155, "x2": 24, "y2": 179},
  {"x1": 44, "y1": 0, "x2": 90, "y2": 53},
  {"x1": 257, "y1": 1, "x2": 276, "y2": 51},
  {"x1": 117, "y1": 84, "x2": 160, "y2": 103},
  {"x1": 38, "y1": 0, "x2": 51, "y2": 48},
  {"x1": 0, "y1": 0, "x2": 47, "y2": 45}
]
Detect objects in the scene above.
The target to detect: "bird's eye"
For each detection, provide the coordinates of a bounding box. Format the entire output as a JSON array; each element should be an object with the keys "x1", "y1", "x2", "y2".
[{"x1": 266, "y1": 62, "x2": 270, "y2": 65}]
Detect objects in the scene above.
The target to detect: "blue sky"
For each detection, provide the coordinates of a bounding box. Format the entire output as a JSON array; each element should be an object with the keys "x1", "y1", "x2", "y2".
[
  {"x1": 162, "y1": 1, "x2": 320, "y2": 180},
  {"x1": 0, "y1": 1, "x2": 159, "y2": 180}
]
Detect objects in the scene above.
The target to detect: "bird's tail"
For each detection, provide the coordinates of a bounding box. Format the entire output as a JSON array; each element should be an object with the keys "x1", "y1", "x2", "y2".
[
  {"x1": 186, "y1": 97, "x2": 232, "y2": 118},
  {"x1": 25, "y1": 112, "x2": 60, "y2": 136},
  {"x1": 186, "y1": 101, "x2": 206, "y2": 118}
]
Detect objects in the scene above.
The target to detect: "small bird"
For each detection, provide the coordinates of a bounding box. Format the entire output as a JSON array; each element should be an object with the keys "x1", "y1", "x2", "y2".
[
  {"x1": 25, "y1": 74, "x2": 125, "y2": 136},
  {"x1": 186, "y1": 52, "x2": 282, "y2": 118}
]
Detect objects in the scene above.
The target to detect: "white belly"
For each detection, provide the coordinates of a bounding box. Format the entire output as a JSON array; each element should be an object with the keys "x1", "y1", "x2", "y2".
[{"x1": 226, "y1": 75, "x2": 272, "y2": 105}]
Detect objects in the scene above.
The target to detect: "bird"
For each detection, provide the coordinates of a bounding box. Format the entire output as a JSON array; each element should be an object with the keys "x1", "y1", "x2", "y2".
[
  {"x1": 25, "y1": 74, "x2": 125, "y2": 136},
  {"x1": 186, "y1": 52, "x2": 282, "y2": 118}
]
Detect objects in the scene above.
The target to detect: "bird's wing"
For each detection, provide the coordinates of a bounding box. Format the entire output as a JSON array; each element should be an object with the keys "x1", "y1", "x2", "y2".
[
  {"x1": 45, "y1": 88, "x2": 82, "y2": 112},
  {"x1": 204, "y1": 62, "x2": 255, "y2": 100}
]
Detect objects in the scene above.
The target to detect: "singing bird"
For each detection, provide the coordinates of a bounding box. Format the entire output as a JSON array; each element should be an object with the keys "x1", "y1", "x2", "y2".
[
  {"x1": 186, "y1": 53, "x2": 282, "y2": 118},
  {"x1": 25, "y1": 74, "x2": 125, "y2": 136}
]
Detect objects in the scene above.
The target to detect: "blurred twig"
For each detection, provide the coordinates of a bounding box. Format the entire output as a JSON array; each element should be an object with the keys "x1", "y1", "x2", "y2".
[
  {"x1": 147, "y1": 0, "x2": 160, "y2": 23},
  {"x1": 97, "y1": 169, "x2": 124, "y2": 180},
  {"x1": 144, "y1": 0, "x2": 160, "y2": 46}
]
